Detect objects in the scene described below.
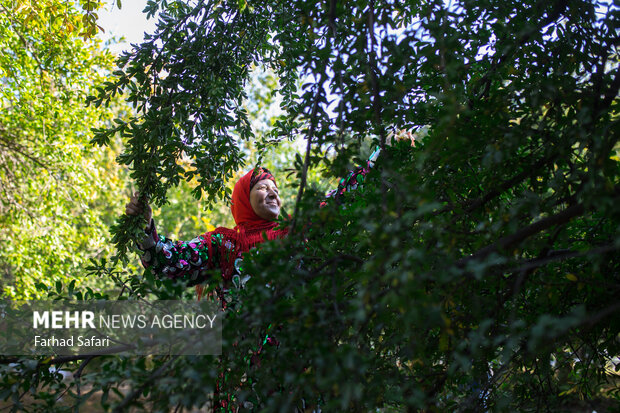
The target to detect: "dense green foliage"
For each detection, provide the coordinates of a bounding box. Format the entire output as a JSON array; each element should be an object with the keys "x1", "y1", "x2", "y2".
[
  {"x1": 2, "y1": 0, "x2": 619, "y2": 411},
  {"x1": 0, "y1": 0, "x2": 129, "y2": 298}
]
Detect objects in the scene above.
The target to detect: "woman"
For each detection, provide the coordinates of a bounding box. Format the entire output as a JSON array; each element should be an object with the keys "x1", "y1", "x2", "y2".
[
  {"x1": 126, "y1": 166, "x2": 289, "y2": 302},
  {"x1": 125, "y1": 134, "x2": 412, "y2": 410},
  {"x1": 125, "y1": 131, "x2": 416, "y2": 296},
  {"x1": 126, "y1": 163, "x2": 375, "y2": 410}
]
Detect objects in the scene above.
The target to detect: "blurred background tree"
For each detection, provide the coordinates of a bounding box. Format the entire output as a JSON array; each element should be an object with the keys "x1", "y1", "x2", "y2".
[
  {"x1": 0, "y1": 0, "x2": 133, "y2": 298},
  {"x1": 1, "y1": 0, "x2": 619, "y2": 411}
]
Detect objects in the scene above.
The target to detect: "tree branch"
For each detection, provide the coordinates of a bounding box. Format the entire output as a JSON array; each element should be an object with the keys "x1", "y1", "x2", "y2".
[
  {"x1": 476, "y1": 0, "x2": 569, "y2": 100},
  {"x1": 507, "y1": 243, "x2": 618, "y2": 276},
  {"x1": 290, "y1": 73, "x2": 327, "y2": 235},
  {"x1": 112, "y1": 354, "x2": 181, "y2": 413},
  {"x1": 458, "y1": 202, "x2": 586, "y2": 268},
  {"x1": 73, "y1": 355, "x2": 96, "y2": 378},
  {"x1": 367, "y1": 0, "x2": 386, "y2": 149},
  {"x1": 462, "y1": 154, "x2": 554, "y2": 215}
]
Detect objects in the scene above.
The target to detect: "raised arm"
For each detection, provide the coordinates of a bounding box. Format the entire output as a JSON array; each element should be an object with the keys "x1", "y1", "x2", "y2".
[
  {"x1": 321, "y1": 146, "x2": 382, "y2": 205},
  {"x1": 321, "y1": 130, "x2": 416, "y2": 205}
]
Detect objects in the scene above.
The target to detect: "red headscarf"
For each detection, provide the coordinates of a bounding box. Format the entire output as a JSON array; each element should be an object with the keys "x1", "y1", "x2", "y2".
[
  {"x1": 231, "y1": 167, "x2": 277, "y2": 227},
  {"x1": 196, "y1": 168, "x2": 288, "y2": 300}
]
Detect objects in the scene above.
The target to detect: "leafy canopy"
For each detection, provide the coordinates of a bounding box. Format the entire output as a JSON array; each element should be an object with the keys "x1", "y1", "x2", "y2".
[{"x1": 2, "y1": 0, "x2": 619, "y2": 411}]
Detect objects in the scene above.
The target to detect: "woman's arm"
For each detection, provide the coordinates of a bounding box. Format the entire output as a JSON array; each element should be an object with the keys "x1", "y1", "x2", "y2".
[
  {"x1": 126, "y1": 193, "x2": 222, "y2": 286},
  {"x1": 137, "y1": 221, "x2": 223, "y2": 286},
  {"x1": 322, "y1": 130, "x2": 416, "y2": 204},
  {"x1": 321, "y1": 146, "x2": 382, "y2": 205}
]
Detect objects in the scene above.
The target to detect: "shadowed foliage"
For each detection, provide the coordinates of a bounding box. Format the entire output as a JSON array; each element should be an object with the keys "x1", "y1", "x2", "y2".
[{"x1": 1, "y1": 0, "x2": 619, "y2": 411}]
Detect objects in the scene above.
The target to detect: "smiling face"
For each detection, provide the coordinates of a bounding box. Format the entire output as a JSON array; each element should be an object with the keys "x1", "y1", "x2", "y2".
[{"x1": 249, "y1": 179, "x2": 281, "y2": 221}]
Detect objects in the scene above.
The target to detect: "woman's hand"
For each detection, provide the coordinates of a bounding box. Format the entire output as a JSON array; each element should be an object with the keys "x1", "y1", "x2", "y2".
[
  {"x1": 386, "y1": 129, "x2": 417, "y2": 146},
  {"x1": 125, "y1": 192, "x2": 153, "y2": 224}
]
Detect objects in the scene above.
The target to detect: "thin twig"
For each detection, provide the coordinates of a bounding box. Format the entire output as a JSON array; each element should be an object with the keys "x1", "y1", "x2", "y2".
[
  {"x1": 73, "y1": 355, "x2": 96, "y2": 378},
  {"x1": 366, "y1": 0, "x2": 386, "y2": 149},
  {"x1": 475, "y1": 0, "x2": 569, "y2": 100},
  {"x1": 457, "y1": 202, "x2": 588, "y2": 269},
  {"x1": 290, "y1": 74, "x2": 327, "y2": 234},
  {"x1": 112, "y1": 354, "x2": 181, "y2": 413}
]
